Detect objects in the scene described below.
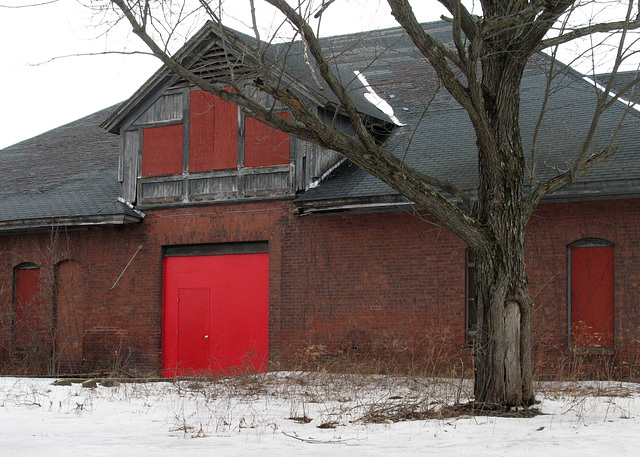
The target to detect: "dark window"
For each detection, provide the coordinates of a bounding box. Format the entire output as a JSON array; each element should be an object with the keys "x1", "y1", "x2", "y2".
[
  {"x1": 568, "y1": 239, "x2": 614, "y2": 347},
  {"x1": 465, "y1": 248, "x2": 477, "y2": 342}
]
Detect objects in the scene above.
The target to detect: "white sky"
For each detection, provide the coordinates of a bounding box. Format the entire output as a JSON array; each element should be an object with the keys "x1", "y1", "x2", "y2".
[
  {"x1": 0, "y1": 0, "x2": 448, "y2": 150},
  {"x1": 0, "y1": 0, "x2": 634, "y2": 150}
]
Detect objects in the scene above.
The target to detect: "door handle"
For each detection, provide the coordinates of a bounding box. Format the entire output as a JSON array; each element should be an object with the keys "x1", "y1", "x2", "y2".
[{"x1": 205, "y1": 335, "x2": 209, "y2": 339}]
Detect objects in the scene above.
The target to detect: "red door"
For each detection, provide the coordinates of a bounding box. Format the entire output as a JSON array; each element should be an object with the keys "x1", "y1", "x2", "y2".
[
  {"x1": 177, "y1": 288, "x2": 210, "y2": 373},
  {"x1": 163, "y1": 252, "x2": 269, "y2": 376},
  {"x1": 570, "y1": 245, "x2": 614, "y2": 347}
]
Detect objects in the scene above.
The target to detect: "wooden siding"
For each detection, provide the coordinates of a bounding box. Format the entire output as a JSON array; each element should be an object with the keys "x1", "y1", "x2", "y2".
[
  {"x1": 243, "y1": 169, "x2": 290, "y2": 197},
  {"x1": 294, "y1": 139, "x2": 342, "y2": 191},
  {"x1": 189, "y1": 175, "x2": 238, "y2": 201},
  {"x1": 138, "y1": 167, "x2": 289, "y2": 206},
  {"x1": 121, "y1": 130, "x2": 141, "y2": 203},
  {"x1": 139, "y1": 179, "x2": 184, "y2": 205},
  {"x1": 132, "y1": 93, "x2": 184, "y2": 126}
]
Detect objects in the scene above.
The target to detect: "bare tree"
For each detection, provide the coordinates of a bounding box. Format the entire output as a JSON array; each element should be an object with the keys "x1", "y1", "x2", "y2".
[{"x1": 103, "y1": 0, "x2": 640, "y2": 407}]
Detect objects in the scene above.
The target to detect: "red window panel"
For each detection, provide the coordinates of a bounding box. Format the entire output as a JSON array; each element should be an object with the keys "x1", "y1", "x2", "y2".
[
  {"x1": 189, "y1": 90, "x2": 238, "y2": 172},
  {"x1": 142, "y1": 124, "x2": 184, "y2": 177},
  {"x1": 244, "y1": 113, "x2": 290, "y2": 168},
  {"x1": 570, "y1": 245, "x2": 614, "y2": 347},
  {"x1": 14, "y1": 267, "x2": 42, "y2": 347}
]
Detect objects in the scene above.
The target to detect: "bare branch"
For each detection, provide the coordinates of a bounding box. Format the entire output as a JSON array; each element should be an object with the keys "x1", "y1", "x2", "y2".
[
  {"x1": 525, "y1": 145, "x2": 617, "y2": 218},
  {"x1": 386, "y1": 0, "x2": 486, "y2": 129},
  {"x1": 539, "y1": 18, "x2": 640, "y2": 51},
  {"x1": 262, "y1": 0, "x2": 488, "y2": 247},
  {"x1": 110, "y1": 0, "x2": 312, "y2": 137},
  {"x1": 28, "y1": 50, "x2": 155, "y2": 66},
  {"x1": 438, "y1": 0, "x2": 480, "y2": 41},
  {"x1": 248, "y1": 0, "x2": 261, "y2": 45},
  {"x1": 313, "y1": 0, "x2": 336, "y2": 19},
  {"x1": 265, "y1": 0, "x2": 379, "y2": 151},
  {"x1": 0, "y1": 0, "x2": 58, "y2": 7},
  {"x1": 526, "y1": 0, "x2": 639, "y2": 216}
]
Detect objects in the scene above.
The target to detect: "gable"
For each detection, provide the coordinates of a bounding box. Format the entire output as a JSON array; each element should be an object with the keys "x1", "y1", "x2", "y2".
[{"x1": 107, "y1": 24, "x2": 348, "y2": 208}]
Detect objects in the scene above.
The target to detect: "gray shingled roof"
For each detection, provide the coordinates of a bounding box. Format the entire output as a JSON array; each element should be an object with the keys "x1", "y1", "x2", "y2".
[
  {"x1": 296, "y1": 22, "x2": 640, "y2": 207},
  {"x1": 7, "y1": 22, "x2": 639, "y2": 228},
  {"x1": 595, "y1": 70, "x2": 640, "y2": 97},
  {"x1": 0, "y1": 106, "x2": 142, "y2": 232}
]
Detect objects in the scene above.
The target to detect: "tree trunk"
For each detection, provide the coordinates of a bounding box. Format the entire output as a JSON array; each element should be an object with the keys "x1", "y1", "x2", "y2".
[
  {"x1": 472, "y1": 54, "x2": 535, "y2": 407},
  {"x1": 473, "y1": 245, "x2": 535, "y2": 407}
]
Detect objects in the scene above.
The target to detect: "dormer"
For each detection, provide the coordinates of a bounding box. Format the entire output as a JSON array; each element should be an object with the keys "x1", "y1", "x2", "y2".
[
  {"x1": 110, "y1": 85, "x2": 300, "y2": 206},
  {"x1": 102, "y1": 23, "x2": 395, "y2": 208}
]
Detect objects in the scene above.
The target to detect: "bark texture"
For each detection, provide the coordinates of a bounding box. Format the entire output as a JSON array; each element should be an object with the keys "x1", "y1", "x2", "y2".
[{"x1": 470, "y1": 38, "x2": 535, "y2": 406}]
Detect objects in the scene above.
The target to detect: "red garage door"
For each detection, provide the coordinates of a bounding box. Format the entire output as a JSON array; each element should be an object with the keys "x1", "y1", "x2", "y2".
[{"x1": 162, "y1": 247, "x2": 269, "y2": 377}]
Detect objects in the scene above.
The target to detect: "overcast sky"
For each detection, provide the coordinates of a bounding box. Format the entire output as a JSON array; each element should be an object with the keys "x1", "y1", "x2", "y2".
[
  {"x1": 0, "y1": 0, "x2": 453, "y2": 150},
  {"x1": 0, "y1": 0, "x2": 633, "y2": 150},
  {"x1": 1, "y1": 0, "x2": 154, "y2": 149}
]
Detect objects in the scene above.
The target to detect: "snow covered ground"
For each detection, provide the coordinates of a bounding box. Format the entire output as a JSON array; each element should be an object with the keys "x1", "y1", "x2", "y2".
[{"x1": 1, "y1": 373, "x2": 638, "y2": 456}]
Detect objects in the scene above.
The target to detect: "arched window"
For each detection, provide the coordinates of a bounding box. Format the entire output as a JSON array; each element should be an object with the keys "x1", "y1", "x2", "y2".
[
  {"x1": 13, "y1": 263, "x2": 42, "y2": 347},
  {"x1": 568, "y1": 239, "x2": 614, "y2": 348}
]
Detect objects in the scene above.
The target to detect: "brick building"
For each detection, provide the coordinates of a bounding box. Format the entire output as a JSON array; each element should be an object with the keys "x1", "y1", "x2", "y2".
[{"x1": 1, "y1": 22, "x2": 639, "y2": 376}]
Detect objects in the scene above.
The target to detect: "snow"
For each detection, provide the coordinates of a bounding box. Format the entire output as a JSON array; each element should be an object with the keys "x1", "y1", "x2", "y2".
[
  {"x1": 1, "y1": 374, "x2": 638, "y2": 456},
  {"x1": 354, "y1": 71, "x2": 406, "y2": 126}
]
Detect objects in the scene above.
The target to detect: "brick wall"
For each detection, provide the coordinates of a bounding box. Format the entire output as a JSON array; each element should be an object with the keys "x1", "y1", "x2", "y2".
[
  {"x1": 0, "y1": 199, "x2": 292, "y2": 375},
  {"x1": 526, "y1": 198, "x2": 640, "y2": 376},
  {"x1": 280, "y1": 210, "x2": 468, "y2": 370},
  {"x1": 1, "y1": 197, "x2": 639, "y2": 376}
]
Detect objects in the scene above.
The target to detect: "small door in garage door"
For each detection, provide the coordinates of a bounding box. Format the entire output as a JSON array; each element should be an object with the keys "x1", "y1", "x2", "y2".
[
  {"x1": 163, "y1": 246, "x2": 269, "y2": 377},
  {"x1": 177, "y1": 288, "x2": 210, "y2": 372}
]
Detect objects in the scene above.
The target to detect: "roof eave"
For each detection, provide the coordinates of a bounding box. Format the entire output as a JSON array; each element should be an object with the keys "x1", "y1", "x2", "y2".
[
  {"x1": 295, "y1": 182, "x2": 640, "y2": 215},
  {"x1": 0, "y1": 214, "x2": 143, "y2": 236},
  {"x1": 294, "y1": 194, "x2": 410, "y2": 215}
]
